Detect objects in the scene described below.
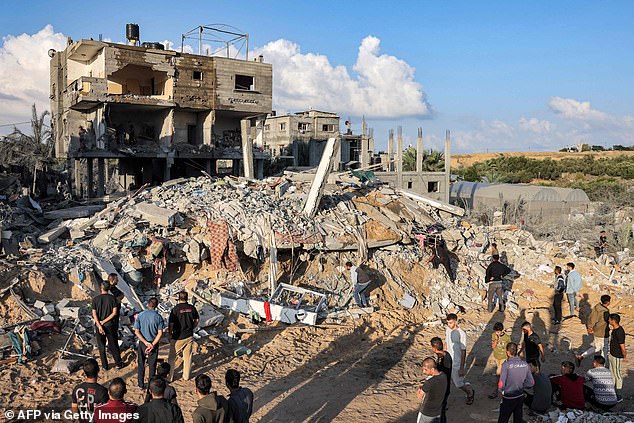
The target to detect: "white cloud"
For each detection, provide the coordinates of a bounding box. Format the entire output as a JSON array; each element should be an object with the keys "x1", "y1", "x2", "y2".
[
  {"x1": 255, "y1": 36, "x2": 431, "y2": 119},
  {"x1": 519, "y1": 117, "x2": 553, "y2": 134},
  {"x1": 548, "y1": 96, "x2": 609, "y2": 122},
  {"x1": 0, "y1": 25, "x2": 66, "y2": 126}
]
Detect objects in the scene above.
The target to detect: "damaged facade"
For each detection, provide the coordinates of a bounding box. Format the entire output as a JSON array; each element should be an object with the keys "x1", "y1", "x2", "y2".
[{"x1": 50, "y1": 36, "x2": 272, "y2": 198}]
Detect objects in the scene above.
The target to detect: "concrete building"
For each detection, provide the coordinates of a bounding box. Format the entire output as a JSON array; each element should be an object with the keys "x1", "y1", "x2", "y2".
[
  {"x1": 50, "y1": 33, "x2": 272, "y2": 197},
  {"x1": 262, "y1": 110, "x2": 340, "y2": 164}
]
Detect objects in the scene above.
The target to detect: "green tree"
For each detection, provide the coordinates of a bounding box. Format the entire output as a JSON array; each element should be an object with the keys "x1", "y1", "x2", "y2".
[{"x1": 402, "y1": 147, "x2": 445, "y2": 172}]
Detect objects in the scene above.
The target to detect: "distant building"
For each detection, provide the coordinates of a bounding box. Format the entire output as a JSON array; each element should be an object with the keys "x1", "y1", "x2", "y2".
[
  {"x1": 261, "y1": 110, "x2": 340, "y2": 162},
  {"x1": 50, "y1": 33, "x2": 272, "y2": 197}
]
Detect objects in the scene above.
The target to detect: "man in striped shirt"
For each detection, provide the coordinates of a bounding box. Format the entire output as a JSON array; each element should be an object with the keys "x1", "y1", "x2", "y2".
[{"x1": 584, "y1": 355, "x2": 618, "y2": 410}]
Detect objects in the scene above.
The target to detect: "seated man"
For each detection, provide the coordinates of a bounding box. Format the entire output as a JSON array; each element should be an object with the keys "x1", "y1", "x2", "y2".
[
  {"x1": 584, "y1": 355, "x2": 618, "y2": 411},
  {"x1": 550, "y1": 361, "x2": 585, "y2": 410},
  {"x1": 524, "y1": 362, "x2": 552, "y2": 414}
]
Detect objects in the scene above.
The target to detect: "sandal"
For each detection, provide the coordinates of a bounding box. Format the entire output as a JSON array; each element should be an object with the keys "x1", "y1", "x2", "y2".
[{"x1": 467, "y1": 389, "x2": 475, "y2": 405}]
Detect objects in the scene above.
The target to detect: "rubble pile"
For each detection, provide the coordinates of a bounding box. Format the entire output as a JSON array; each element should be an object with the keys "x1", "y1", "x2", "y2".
[{"x1": 528, "y1": 409, "x2": 634, "y2": 423}]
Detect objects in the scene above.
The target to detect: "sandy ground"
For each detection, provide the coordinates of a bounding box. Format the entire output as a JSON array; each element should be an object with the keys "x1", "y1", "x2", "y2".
[
  {"x1": 452, "y1": 150, "x2": 634, "y2": 168},
  {"x1": 0, "y1": 264, "x2": 632, "y2": 422}
]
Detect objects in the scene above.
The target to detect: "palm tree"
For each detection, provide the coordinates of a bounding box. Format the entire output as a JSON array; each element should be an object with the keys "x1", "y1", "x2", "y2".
[{"x1": 402, "y1": 147, "x2": 445, "y2": 172}]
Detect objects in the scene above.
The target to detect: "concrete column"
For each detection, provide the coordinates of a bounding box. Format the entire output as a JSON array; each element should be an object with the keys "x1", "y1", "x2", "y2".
[
  {"x1": 241, "y1": 119, "x2": 254, "y2": 179},
  {"x1": 445, "y1": 130, "x2": 451, "y2": 203},
  {"x1": 164, "y1": 158, "x2": 172, "y2": 181},
  {"x1": 97, "y1": 158, "x2": 105, "y2": 197},
  {"x1": 86, "y1": 158, "x2": 94, "y2": 198},
  {"x1": 396, "y1": 126, "x2": 403, "y2": 189},
  {"x1": 361, "y1": 119, "x2": 369, "y2": 168},
  {"x1": 387, "y1": 129, "x2": 394, "y2": 171},
  {"x1": 416, "y1": 127, "x2": 424, "y2": 174},
  {"x1": 232, "y1": 159, "x2": 241, "y2": 176},
  {"x1": 72, "y1": 159, "x2": 81, "y2": 198}
]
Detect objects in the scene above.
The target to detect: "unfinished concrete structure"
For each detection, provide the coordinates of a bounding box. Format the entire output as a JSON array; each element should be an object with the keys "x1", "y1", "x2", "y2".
[
  {"x1": 50, "y1": 28, "x2": 272, "y2": 197},
  {"x1": 262, "y1": 110, "x2": 340, "y2": 163}
]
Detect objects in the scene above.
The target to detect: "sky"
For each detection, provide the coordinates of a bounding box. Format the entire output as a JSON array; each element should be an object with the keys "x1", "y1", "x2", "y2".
[{"x1": 1, "y1": 0, "x2": 633, "y2": 153}]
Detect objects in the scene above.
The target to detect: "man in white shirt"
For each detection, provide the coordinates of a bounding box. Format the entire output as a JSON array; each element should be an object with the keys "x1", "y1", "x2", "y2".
[{"x1": 444, "y1": 313, "x2": 475, "y2": 405}]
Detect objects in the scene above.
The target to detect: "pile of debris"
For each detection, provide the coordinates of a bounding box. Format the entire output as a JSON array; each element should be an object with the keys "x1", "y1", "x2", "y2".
[{"x1": 528, "y1": 409, "x2": 634, "y2": 423}]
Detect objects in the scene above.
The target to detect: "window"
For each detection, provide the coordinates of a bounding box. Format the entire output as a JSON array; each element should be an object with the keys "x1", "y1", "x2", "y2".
[
  {"x1": 235, "y1": 74, "x2": 255, "y2": 90},
  {"x1": 427, "y1": 181, "x2": 439, "y2": 192},
  {"x1": 264, "y1": 124, "x2": 270, "y2": 131},
  {"x1": 298, "y1": 122, "x2": 310, "y2": 131},
  {"x1": 407, "y1": 181, "x2": 413, "y2": 189},
  {"x1": 322, "y1": 124, "x2": 335, "y2": 132},
  {"x1": 193, "y1": 70, "x2": 203, "y2": 80},
  {"x1": 280, "y1": 123, "x2": 286, "y2": 131}
]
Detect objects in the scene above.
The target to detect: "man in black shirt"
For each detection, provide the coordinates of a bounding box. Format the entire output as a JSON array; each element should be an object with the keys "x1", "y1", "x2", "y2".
[
  {"x1": 485, "y1": 255, "x2": 511, "y2": 312},
  {"x1": 225, "y1": 369, "x2": 253, "y2": 423},
  {"x1": 595, "y1": 230, "x2": 608, "y2": 258},
  {"x1": 168, "y1": 291, "x2": 199, "y2": 381},
  {"x1": 519, "y1": 321, "x2": 545, "y2": 366},
  {"x1": 608, "y1": 313, "x2": 627, "y2": 401},
  {"x1": 416, "y1": 357, "x2": 447, "y2": 423},
  {"x1": 136, "y1": 377, "x2": 184, "y2": 423},
  {"x1": 430, "y1": 337, "x2": 451, "y2": 423},
  {"x1": 71, "y1": 358, "x2": 109, "y2": 423},
  {"x1": 108, "y1": 273, "x2": 124, "y2": 329},
  {"x1": 92, "y1": 281, "x2": 123, "y2": 370}
]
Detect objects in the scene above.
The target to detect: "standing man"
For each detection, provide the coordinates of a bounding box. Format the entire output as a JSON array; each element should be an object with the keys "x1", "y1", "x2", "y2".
[
  {"x1": 192, "y1": 374, "x2": 229, "y2": 423},
  {"x1": 168, "y1": 291, "x2": 199, "y2": 382},
  {"x1": 136, "y1": 378, "x2": 184, "y2": 423},
  {"x1": 552, "y1": 266, "x2": 566, "y2": 324},
  {"x1": 519, "y1": 321, "x2": 545, "y2": 366},
  {"x1": 225, "y1": 369, "x2": 254, "y2": 423},
  {"x1": 345, "y1": 261, "x2": 372, "y2": 308},
  {"x1": 445, "y1": 314, "x2": 475, "y2": 405},
  {"x1": 108, "y1": 273, "x2": 124, "y2": 330},
  {"x1": 71, "y1": 358, "x2": 109, "y2": 422},
  {"x1": 430, "y1": 337, "x2": 452, "y2": 423},
  {"x1": 485, "y1": 255, "x2": 511, "y2": 313},
  {"x1": 416, "y1": 357, "x2": 448, "y2": 423},
  {"x1": 134, "y1": 297, "x2": 166, "y2": 390},
  {"x1": 565, "y1": 262, "x2": 582, "y2": 318},
  {"x1": 93, "y1": 378, "x2": 138, "y2": 423},
  {"x1": 608, "y1": 313, "x2": 626, "y2": 401},
  {"x1": 575, "y1": 295, "x2": 610, "y2": 366},
  {"x1": 489, "y1": 322, "x2": 512, "y2": 399},
  {"x1": 497, "y1": 342, "x2": 534, "y2": 423},
  {"x1": 92, "y1": 281, "x2": 123, "y2": 370}
]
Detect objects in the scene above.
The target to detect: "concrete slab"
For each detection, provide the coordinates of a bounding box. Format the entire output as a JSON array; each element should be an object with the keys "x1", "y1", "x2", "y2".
[{"x1": 135, "y1": 202, "x2": 178, "y2": 227}]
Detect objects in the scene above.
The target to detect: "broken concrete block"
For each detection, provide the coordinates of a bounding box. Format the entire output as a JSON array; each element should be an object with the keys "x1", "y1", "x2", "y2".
[
  {"x1": 59, "y1": 306, "x2": 80, "y2": 319},
  {"x1": 37, "y1": 224, "x2": 68, "y2": 244},
  {"x1": 33, "y1": 300, "x2": 45, "y2": 309},
  {"x1": 43, "y1": 205, "x2": 105, "y2": 220},
  {"x1": 57, "y1": 298, "x2": 70, "y2": 309},
  {"x1": 69, "y1": 228, "x2": 86, "y2": 240},
  {"x1": 41, "y1": 314, "x2": 56, "y2": 322},
  {"x1": 135, "y1": 202, "x2": 178, "y2": 227},
  {"x1": 43, "y1": 304, "x2": 56, "y2": 315}
]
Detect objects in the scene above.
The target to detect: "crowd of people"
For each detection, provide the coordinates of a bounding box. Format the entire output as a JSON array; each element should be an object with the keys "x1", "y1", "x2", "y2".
[
  {"x1": 82, "y1": 273, "x2": 254, "y2": 422},
  {"x1": 416, "y1": 250, "x2": 628, "y2": 423},
  {"x1": 71, "y1": 358, "x2": 253, "y2": 423}
]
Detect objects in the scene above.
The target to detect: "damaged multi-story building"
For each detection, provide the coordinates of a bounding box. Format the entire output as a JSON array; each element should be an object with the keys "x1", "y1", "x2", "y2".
[{"x1": 50, "y1": 24, "x2": 272, "y2": 197}]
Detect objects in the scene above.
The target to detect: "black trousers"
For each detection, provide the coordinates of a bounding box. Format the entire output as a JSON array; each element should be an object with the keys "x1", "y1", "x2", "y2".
[
  {"x1": 440, "y1": 390, "x2": 449, "y2": 423},
  {"x1": 553, "y1": 292, "x2": 563, "y2": 322},
  {"x1": 95, "y1": 324, "x2": 121, "y2": 367},
  {"x1": 137, "y1": 342, "x2": 158, "y2": 388},
  {"x1": 498, "y1": 396, "x2": 523, "y2": 423}
]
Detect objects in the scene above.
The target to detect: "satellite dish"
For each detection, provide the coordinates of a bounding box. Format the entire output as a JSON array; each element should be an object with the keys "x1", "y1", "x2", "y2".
[{"x1": 48, "y1": 49, "x2": 56, "y2": 58}]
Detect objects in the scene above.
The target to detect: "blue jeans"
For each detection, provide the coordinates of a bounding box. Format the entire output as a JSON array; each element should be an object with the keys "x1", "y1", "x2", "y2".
[
  {"x1": 567, "y1": 293, "x2": 578, "y2": 316},
  {"x1": 353, "y1": 283, "x2": 370, "y2": 307}
]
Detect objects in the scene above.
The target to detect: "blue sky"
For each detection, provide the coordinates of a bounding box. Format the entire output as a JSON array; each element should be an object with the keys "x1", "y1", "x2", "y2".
[{"x1": 1, "y1": 0, "x2": 633, "y2": 153}]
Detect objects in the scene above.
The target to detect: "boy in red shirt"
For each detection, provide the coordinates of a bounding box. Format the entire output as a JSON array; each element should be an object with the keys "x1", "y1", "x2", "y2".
[{"x1": 550, "y1": 361, "x2": 585, "y2": 409}]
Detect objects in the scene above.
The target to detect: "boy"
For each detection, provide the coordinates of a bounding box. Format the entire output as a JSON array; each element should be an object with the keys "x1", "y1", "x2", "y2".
[{"x1": 489, "y1": 322, "x2": 511, "y2": 399}]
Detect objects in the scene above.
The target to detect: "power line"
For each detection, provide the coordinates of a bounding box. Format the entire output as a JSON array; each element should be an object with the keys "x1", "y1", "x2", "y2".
[{"x1": 0, "y1": 121, "x2": 31, "y2": 128}]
